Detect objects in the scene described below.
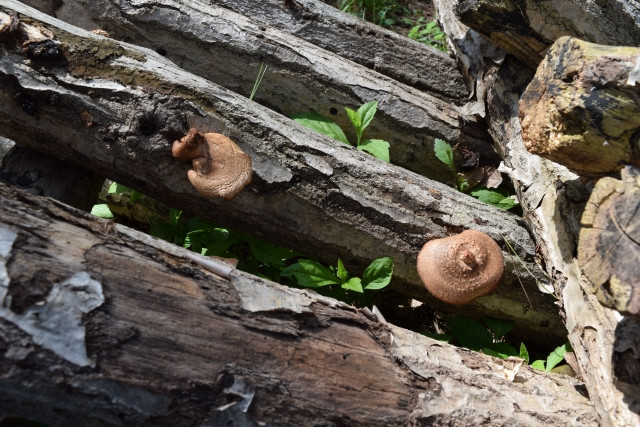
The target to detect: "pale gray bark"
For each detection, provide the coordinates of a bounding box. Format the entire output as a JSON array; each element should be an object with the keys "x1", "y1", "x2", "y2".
[
  {"x1": 0, "y1": 1, "x2": 565, "y2": 345},
  {"x1": 435, "y1": 0, "x2": 640, "y2": 424},
  {"x1": 21, "y1": 0, "x2": 494, "y2": 182},
  {"x1": 0, "y1": 181, "x2": 599, "y2": 426},
  {"x1": 455, "y1": 0, "x2": 640, "y2": 68}
]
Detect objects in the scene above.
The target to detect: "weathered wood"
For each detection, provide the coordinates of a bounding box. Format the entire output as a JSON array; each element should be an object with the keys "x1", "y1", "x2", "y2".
[
  {"x1": 579, "y1": 166, "x2": 640, "y2": 316},
  {"x1": 435, "y1": 1, "x2": 640, "y2": 424},
  {"x1": 455, "y1": 0, "x2": 640, "y2": 68},
  {"x1": 520, "y1": 37, "x2": 640, "y2": 177},
  {"x1": 204, "y1": 0, "x2": 470, "y2": 103},
  {"x1": 0, "y1": 182, "x2": 599, "y2": 426},
  {"x1": 0, "y1": 1, "x2": 565, "y2": 344},
  {"x1": 21, "y1": 0, "x2": 494, "y2": 181},
  {"x1": 0, "y1": 146, "x2": 103, "y2": 211}
]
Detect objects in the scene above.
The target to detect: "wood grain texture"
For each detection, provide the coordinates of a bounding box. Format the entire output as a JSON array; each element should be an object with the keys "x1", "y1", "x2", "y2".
[
  {"x1": 21, "y1": 0, "x2": 493, "y2": 181},
  {"x1": 0, "y1": 1, "x2": 565, "y2": 343},
  {"x1": 456, "y1": 0, "x2": 640, "y2": 68},
  {"x1": 519, "y1": 37, "x2": 640, "y2": 177},
  {"x1": 0, "y1": 182, "x2": 599, "y2": 426}
]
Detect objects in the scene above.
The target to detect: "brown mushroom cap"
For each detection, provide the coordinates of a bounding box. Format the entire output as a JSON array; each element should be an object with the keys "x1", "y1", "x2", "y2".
[
  {"x1": 416, "y1": 230, "x2": 504, "y2": 305},
  {"x1": 172, "y1": 128, "x2": 252, "y2": 200}
]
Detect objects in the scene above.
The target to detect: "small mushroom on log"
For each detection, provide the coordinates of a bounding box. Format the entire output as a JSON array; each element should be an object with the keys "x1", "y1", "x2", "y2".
[
  {"x1": 519, "y1": 36, "x2": 640, "y2": 177},
  {"x1": 172, "y1": 128, "x2": 252, "y2": 200},
  {"x1": 416, "y1": 230, "x2": 504, "y2": 305},
  {"x1": 578, "y1": 166, "x2": 640, "y2": 316}
]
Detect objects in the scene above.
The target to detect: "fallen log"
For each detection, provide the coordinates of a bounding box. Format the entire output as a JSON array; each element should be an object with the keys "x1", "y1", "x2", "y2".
[
  {"x1": 0, "y1": 182, "x2": 599, "y2": 426},
  {"x1": 519, "y1": 36, "x2": 640, "y2": 177},
  {"x1": 21, "y1": 0, "x2": 493, "y2": 181},
  {"x1": 204, "y1": 0, "x2": 470, "y2": 103},
  {"x1": 435, "y1": 4, "x2": 640, "y2": 423},
  {"x1": 0, "y1": 1, "x2": 564, "y2": 344},
  {"x1": 455, "y1": 0, "x2": 640, "y2": 68}
]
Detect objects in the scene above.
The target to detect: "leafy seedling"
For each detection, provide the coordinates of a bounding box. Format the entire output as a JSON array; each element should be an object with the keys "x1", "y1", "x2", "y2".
[
  {"x1": 292, "y1": 101, "x2": 390, "y2": 162},
  {"x1": 91, "y1": 203, "x2": 114, "y2": 219},
  {"x1": 408, "y1": 18, "x2": 447, "y2": 52},
  {"x1": 528, "y1": 342, "x2": 572, "y2": 372},
  {"x1": 281, "y1": 256, "x2": 394, "y2": 306},
  {"x1": 433, "y1": 138, "x2": 468, "y2": 192}
]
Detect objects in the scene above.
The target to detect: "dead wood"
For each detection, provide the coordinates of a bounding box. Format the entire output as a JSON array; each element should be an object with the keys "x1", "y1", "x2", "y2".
[
  {"x1": 455, "y1": 0, "x2": 640, "y2": 68},
  {"x1": 0, "y1": 181, "x2": 599, "y2": 426},
  {"x1": 204, "y1": 0, "x2": 470, "y2": 103},
  {"x1": 519, "y1": 36, "x2": 640, "y2": 177},
  {"x1": 0, "y1": 1, "x2": 566, "y2": 344},
  {"x1": 20, "y1": 0, "x2": 494, "y2": 181}
]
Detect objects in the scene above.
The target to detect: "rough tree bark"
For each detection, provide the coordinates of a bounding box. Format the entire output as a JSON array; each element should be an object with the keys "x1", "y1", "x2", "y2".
[
  {"x1": 20, "y1": 0, "x2": 494, "y2": 182},
  {"x1": 455, "y1": 0, "x2": 640, "y2": 68},
  {"x1": 0, "y1": 182, "x2": 599, "y2": 426},
  {"x1": 435, "y1": 0, "x2": 640, "y2": 424},
  {"x1": 0, "y1": 1, "x2": 565, "y2": 345}
]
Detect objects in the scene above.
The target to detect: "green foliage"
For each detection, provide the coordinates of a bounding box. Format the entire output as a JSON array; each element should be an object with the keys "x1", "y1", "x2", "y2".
[
  {"x1": 291, "y1": 112, "x2": 349, "y2": 144},
  {"x1": 292, "y1": 101, "x2": 390, "y2": 162},
  {"x1": 434, "y1": 139, "x2": 519, "y2": 210},
  {"x1": 407, "y1": 17, "x2": 447, "y2": 51},
  {"x1": 440, "y1": 316, "x2": 572, "y2": 373},
  {"x1": 249, "y1": 62, "x2": 268, "y2": 101},
  {"x1": 338, "y1": 0, "x2": 406, "y2": 27},
  {"x1": 527, "y1": 342, "x2": 573, "y2": 372},
  {"x1": 281, "y1": 256, "x2": 393, "y2": 291},
  {"x1": 91, "y1": 203, "x2": 114, "y2": 219}
]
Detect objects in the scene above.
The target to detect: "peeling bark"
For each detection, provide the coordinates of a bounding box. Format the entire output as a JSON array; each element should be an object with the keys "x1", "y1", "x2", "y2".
[
  {"x1": 0, "y1": 182, "x2": 599, "y2": 426},
  {"x1": 0, "y1": 1, "x2": 565, "y2": 344}
]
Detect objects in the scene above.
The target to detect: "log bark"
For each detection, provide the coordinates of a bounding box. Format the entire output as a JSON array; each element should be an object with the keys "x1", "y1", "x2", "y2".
[
  {"x1": 0, "y1": 181, "x2": 599, "y2": 426},
  {"x1": 21, "y1": 0, "x2": 494, "y2": 181},
  {"x1": 203, "y1": 0, "x2": 470, "y2": 103},
  {"x1": 0, "y1": 1, "x2": 565, "y2": 345},
  {"x1": 434, "y1": 2, "x2": 640, "y2": 422},
  {"x1": 519, "y1": 36, "x2": 640, "y2": 177},
  {"x1": 436, "y1": 1, "x2": 640, "y2": 424},
  {"x1": 455, "y1": 0, "x2": 640, "y2": 68}
]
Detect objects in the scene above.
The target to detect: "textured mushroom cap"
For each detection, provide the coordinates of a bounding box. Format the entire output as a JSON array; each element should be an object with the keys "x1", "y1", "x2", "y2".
[
  {"x1": 172, "y1": 128, "x2": 252, "y2": 200},
  {"x1": 416, "y1": 230, "x2": 504, "y2": 305}
]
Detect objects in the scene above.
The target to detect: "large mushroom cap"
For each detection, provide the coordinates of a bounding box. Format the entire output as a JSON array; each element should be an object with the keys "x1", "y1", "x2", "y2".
[{"x1": 416, "y1": 230, "x2": 504, "y2": 305}]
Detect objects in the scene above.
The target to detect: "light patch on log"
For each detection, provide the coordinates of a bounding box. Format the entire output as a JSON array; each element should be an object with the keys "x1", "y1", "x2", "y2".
[
  {"x1": 0, "y1": 226, "x2": 104, "y2": 367},
  {"x1": 520, "y1": 36, "x2": 640, "y2": 177},
  {"x1": 578, "y1": 166, "x2": 640, "y2": 315}
]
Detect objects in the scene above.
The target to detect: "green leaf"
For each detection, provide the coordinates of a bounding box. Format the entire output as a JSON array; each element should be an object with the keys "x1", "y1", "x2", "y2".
[
  {"x1": 336, "y1": 258, "x2": 349, "y2": 282},
  {"x1": 91, "y1": 204, "x2": 114, "y2": 219},
  {"x1": 292, "y1": 112, "x2": 350, "y2": 144},
  {"x1": 356, "y1": 101, "x2": 378, "y2": 135},
  {"x1": 249, "y1": 239, "x2": 298, "y2": 268},
  {"x1": 519, "y1": 342, "x2": 530, "y2": 364},
  {"x1": 280, "y1": 259, "x2": 339, "y2": 288},
  {"x1": 342, "y1": 277, "x2": 363, "y2": 293},
  {"x1": 358, "y1": 139, "x2": 390, "y2": 162},
  {"x1": 446, "y1": 317, "x2": 493, "y2": 351},
  {"x1": 362, "y1": 257, "x2": 394, "y2": 290},
  {"x1": 345, "y1": 107, "x2": 362, "y2": 141},
  {"x1": 531, "y1": 360, "x2": 546, "y2": 371},
  {"x1": 546, "y1": 342, "x2": 571, "y2": 371},
  {"x1": 483, "y1": 342, "x2": 518, "y2": 359},
  {"x1": 433, "y1": 138, "x2": 454, "y2": 169},
  {"x1": 108, "y1": 182, "x2": 134, "y2": 194},
  {"x1": 470, "y1": 187, "x2": 518, "y2": 211},
  {"x1": 483, "y1": 317, "x2": 515, "y2": 339}
]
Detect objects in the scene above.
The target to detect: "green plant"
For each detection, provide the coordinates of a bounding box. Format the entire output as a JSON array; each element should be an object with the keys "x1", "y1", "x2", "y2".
[
  {"x1": 338, "y1": 0, "x2": 405, "y2": 27},
  {"x1": 281, "y1": 256, "x2": 393, "y2": 306},
  {"x1": 249, "y1": 62, "x2": 267, "y2": 101},
  {"x1": 292, "y1": 100, "x2": 390, "y2": 162},
  {"x1": 407, "y1": 17, "x2": 447, "y2": 52},
  {"x1": 424, "y1": 316, "x2": 572, "y2": 372},
  {"x1": 434, "y1": 139, "x2": 519, "y2": 211}
]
